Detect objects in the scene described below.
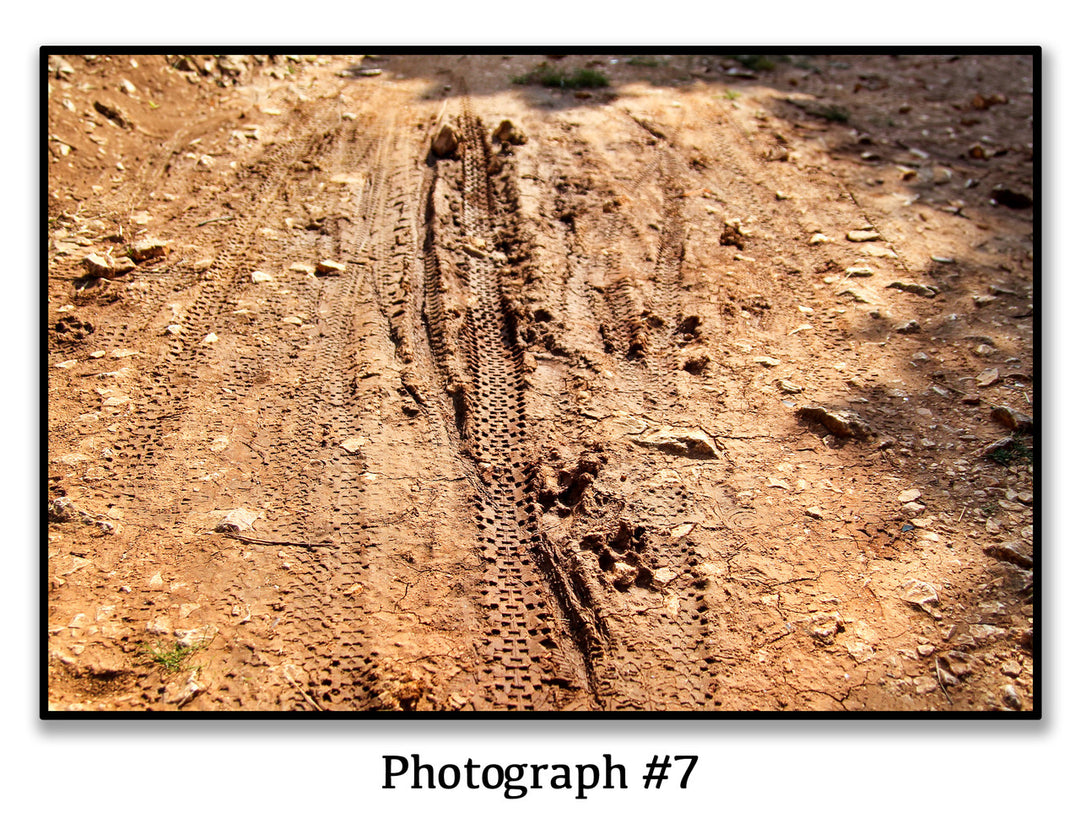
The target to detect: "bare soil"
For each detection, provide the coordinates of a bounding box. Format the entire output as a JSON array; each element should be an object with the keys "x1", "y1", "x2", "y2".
[{"x1": 45, "y1": 53, "x2": 1036, "y2": 712}]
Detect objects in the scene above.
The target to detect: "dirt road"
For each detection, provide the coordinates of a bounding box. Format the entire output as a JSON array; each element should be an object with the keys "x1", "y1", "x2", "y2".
[{"x1": 46, "y1": 53, "x2": 1036, "y2": 711}]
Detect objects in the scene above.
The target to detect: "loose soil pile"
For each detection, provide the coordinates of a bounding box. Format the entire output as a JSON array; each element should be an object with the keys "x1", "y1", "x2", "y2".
[{"x1": 46, "y1": 53, "x2": 1036, "y2": 711}]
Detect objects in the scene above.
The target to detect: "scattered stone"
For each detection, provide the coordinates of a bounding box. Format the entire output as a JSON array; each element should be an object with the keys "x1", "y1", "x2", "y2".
[
  {"x1": 93, "y1": 99, "x2": 133, "y2": 128},
  {"x1": 753, "y1": 355, "x2": 780, "y2": 367},
  {"x1": 990, "y1": 186, "x2": 1033, "y2": 210},
  {"x1": 805, "y1": 506, "x2": 824, "y2": 519},
  {"x1": 976, "y1": 368, "x2": 1000, "y2": 387},
  {"x1": 845, "y1": 640, "x2": 875, "y2": 663},
  {"x1": 898, "y1": 488, "x2": 922, "y2": 504},
  {"x1": 492, "y1": 119, "x2": 527, "y2": 145},
  {"x1": 340, "y1": 436, "x2": 368, "y2": 455},
  {"x1": 201, "y1": 332, "x2": 218, "y2": 344},
  {"x1": 984, "y1": 541, "x2": 1033, "y2": 569},
  {"x1": 895, "y1": 319, "x2": 920, "y2": 333},
  {"x1": 917, "y1": 644, "x2": 935, "y2": 657},
  {"x1": 999, "y1": 684, "x2": 1022, "y2": 710},
  {"x1": 431, "y1": 124, "x2": 460, "y2": 159},
  {"x1": 809, "y1": 233, "x2": 831, "y2": 245},
  {"x1": 900, "y1": 579, "x2": 939, "y2": 614},
  {"x1": 778, "y1": 379, "x2": 803, "y2": 394},
  {"x1": 165, "y1": 324, "x2": 182, "y2": 336},
  {"x1": 990, "y1": 405, "x2": 1032, "y2": 433},
  {"x1": 82, "y1": 252, "x2": 133, "y2": 278},
  {"x1": 902, "y1": 501, "x2": 926, "y2": 516},
  {"x1": 315, "y1": 259, "x2": 346, "y2": 275},
  {"x1": 610, "y1": 561, "x2": 639, "y2": 590},
  {"x1": 887, "y1": 281, "x2": 938, "y2": 298},
  {"x1": 165, "y1": 671, "x2": 203, "y2": 708},
  {"x1": 632, "y1": 426, "x2": 722, "y2": 460},
  {"x1": 127, "y1": 238, "x2": 170, "y2": 262},
  {"x1": 796, "y1": 406, "x2": 873, "y2": 440},
  {"x1": 1001, "y1": 660, "x2": 1022, "y2": 678},
  {"x1": 282, "y1": 316, "x2": 304, "y2": 325},
  {"x1": 174, "y1": 625, "x2": 219, "y2": 648},
  {"x1": 845, "y1": 265, "x2": 874, "y2": 277},
  {"x1": 915, "y1": 676, "x2": 939, "y2": 695},
  {"x1": 289, "y1": 262, "x2": 315, "y2": 274},
  {"x1": 807, "y1": 612, "x2": 841, "y2": 644},
  {"x1": 846, "y1": 229, "x2": 881, "y2": 242},
  {"x1": 251, "y1": 270, "x2": 275, "y2": 283},
  {"x1": 215, "y1": 507, "x2": 260, "y2": 534}
]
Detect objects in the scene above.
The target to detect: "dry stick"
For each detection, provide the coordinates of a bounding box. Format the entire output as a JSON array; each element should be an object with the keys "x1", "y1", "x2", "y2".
[
  {"x1": 282, "y1": 668, "x2": 323, "y2": 712},
  {"x1": 935, "y1": 656, "x2": 954, "y2": 705},
  {"x1": 216, "y1": 529, "x2": 334, "y2": 549},
  {"x1": 197, "y1": 215, "x2": 235, "y2": 227}
]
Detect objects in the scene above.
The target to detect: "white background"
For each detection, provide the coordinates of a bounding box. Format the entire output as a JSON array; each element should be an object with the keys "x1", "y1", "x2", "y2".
[{"x1": 14, "y1": 7, "x2": 1070, "y2": 831}]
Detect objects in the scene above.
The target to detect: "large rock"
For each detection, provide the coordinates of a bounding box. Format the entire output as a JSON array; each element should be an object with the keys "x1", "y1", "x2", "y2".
[
  {"x1": 431, "y1": 124, "x2": 460, "y2": 159},
  {"x1": 632, "y1": 426, "x2": 722, "y2": 459},
  {"x1": 796, "y1": 406, "x2": 873, "y2": 440}
]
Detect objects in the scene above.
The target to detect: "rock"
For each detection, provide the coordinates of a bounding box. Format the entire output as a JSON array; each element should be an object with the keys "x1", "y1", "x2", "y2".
[
  {"x1": 976, "y1": 368, "x2": 1000, "y2": 387},
  {"x1": 93, "y1": 99, "x2": 133, "y2": 129},
  {"x1": 990, "y1": 405, "x2": 1033, "y2": 433},
  {"x1": 127, "y1": 239, "x2": 170, "y2": 262},
  {"x1": 201, "y1": 333, "x2": 218, "y2": 344},
  {"x1": 610, "y1": 561, "x2": 639, "y2": 590},
  {"x1": 914, "y1": 676, "x2": 939, "y2": 695},
  {"x1": 897, "y1": 488, "x2": 922, "y2": 504},
  {"x1": 845, "y1": 640, "x2": 875, "y2": 663},
  {"x1": 174, "y1": 625, "x2": 218, "y2": 648},
  {"x1": 431, "y1": 124, "x2": 460, "y2": 159},
  {"x1": 339, "y1": 436, "x2": 368, "y2": 454},
  {"x1": 753, "y1": 355, "x2": 780, "y2": 367},
  {"x1": 796, "y1": 406, "x2": 873, "y2": 440},
  {"x1": 900, "y1": 579, "x2": 939, "y2": 614},
  {"x1": 1001, "y1": 660, "x2": 1022, "y2": 678},
  {"x1": 682, "y1": 352, "x2": 710, "y2": 375},
  {"x1": 282, "y1": 316, "x2": 304, "y2": 325},
  {"x1": 81, "y1": 253, "x2": 133, "y2": 278},
  {"x1": 999, "y1": 684, "x2": 1022, "y2": 710},
  {"x1": 990, "y1": 186, "x2": 1033, "y2": 210},
  {"x1": 289, "y1": 262, "x2": 315, "y2": 274},
  {"x1": 805, "y1": 506, "x2": 824, "y2": 519},
  {"x1": 492, "y1": 119, "x2": 527, "y2": 145},
  {"x1": 902, "y1": 502, "x2": 926, "y2": 516},
  {"x1": 807, "y1": 612, "x2": 841, "y2": 644},
  {"x1": 846, "y1": 229, "x2": 881, "y2": 242},
  {"x1": 632, "y1": 426, "x2": 722, "y2": 460},
  {"x1": 984, "y1": 541, "x2": 1033, "y2": 569},
  {"x1": 251, "y1": 270, "x2": 275, "y2": 283},
  {"x1": 895, "y1": 319, "x2": 920, "y2": 333},
  {"x1": 809, "y1": 233, "x2": 831, "y2": 245},
  {"x1": 887, "y1": 281, "x2": 938, "y2": 298},
  {"x1": 917, "y1": 644, "x2": 935, "y2": 657},
  {"x1": 845, "y1": 265, "x2": 874, "y2": 277},
  {"x1": 164, "y1": 671, "x2": 203, "y2": 708},
  {"x1": 778, "y1": 379, "x2": 803, "y2": 394},
  {"x1": 215, "y1": 507, "x2": 260, "y2": 533},
  {"x1": 315, "y1": 259, "x2": 346, "y2": 275}
]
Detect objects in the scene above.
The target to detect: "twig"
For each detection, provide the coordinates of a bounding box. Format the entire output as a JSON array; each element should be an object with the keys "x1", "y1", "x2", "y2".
[
  {"x1": 216, "y1": 529, "x2": 334, "y2": 549},
  {"x1": 935, "y1": 656, "x2": 953, "y2": 705},
  {"x1": 282, "y1": 668, "x2": 323, "y2": 711},
  {"x1": 197, "y1": 215, "x2": 235, "y2": 227}
]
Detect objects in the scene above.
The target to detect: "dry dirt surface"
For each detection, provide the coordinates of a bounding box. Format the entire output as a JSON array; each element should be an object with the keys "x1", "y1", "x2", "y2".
[{"x1": 46, "y1": 53, "x2": 1037, "y2": 713}]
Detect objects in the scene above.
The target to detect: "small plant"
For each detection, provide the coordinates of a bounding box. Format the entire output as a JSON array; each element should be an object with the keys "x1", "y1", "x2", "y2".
[
  {"x1": 819, "y1": 105, "x2": 851, "y2": 123},
  {"x1": 722, "y1": 88, "x2": 740, "y2": 101},
  {"x1": 512, "y1": 63, "x2": 609, "y2": 89},
  {"x1": 138, "y1": 640, "x2": 205, "y2": 675},
  {"x1": 987, "y1": 434, "x2": 1034, "y2": 467},
  {"x1": 729, "y1": 55, "x2": 779, "y2": 72},
  {"x1": 627, "y1": 56, "x2": 663, "y2": 68}
]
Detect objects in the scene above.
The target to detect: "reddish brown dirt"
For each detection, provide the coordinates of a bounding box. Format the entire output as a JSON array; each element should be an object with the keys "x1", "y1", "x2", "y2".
[{"x1": 46, "y1": 53, "x2": 1036, "y2": 712}]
